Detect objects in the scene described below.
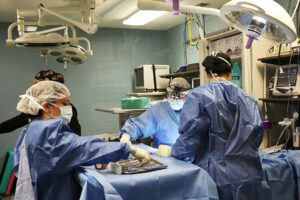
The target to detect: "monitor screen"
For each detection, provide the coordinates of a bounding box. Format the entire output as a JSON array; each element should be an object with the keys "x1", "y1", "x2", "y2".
[
  {"x1": 277, "y1": 66, "x2": 298, "y2": 87},
  {"x1": 135, "y1": 68, "x2": 144, "y2": 87},
  {"x1": 192, "y1": 78, "x2": 200, "y2": 88}
]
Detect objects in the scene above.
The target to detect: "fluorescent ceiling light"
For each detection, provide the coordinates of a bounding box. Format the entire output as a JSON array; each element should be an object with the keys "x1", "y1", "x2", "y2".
[
  {"x1": 123, "y1": 10, "x2": 167, "y2": 26},
  {"x1": 24, "y1": 26, "x2": 38, "y2": 32}
]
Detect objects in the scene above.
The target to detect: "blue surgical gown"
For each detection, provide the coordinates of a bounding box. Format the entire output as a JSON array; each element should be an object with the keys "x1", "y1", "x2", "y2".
[
  {"x1": 172, "y1": 80, "x2": 264, "y2": 200},
  {"x1": 119, "y1": 101, "x2": 180, "y2": 148},
  {"x1": 13, "y1": 118, "x2": 131, "y2": 200}
]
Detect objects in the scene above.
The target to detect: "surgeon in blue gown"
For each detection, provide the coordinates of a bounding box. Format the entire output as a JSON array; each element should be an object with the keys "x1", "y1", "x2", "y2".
[
  {"x1": 13, "y1": 81, "x2": 150, "y2": 200},
  {"x1": 172, "y1": 52, "x2": 264, "y2": 200},
  {"x1": 119, "y1": 77, "x2": 191, "y2": 149}
]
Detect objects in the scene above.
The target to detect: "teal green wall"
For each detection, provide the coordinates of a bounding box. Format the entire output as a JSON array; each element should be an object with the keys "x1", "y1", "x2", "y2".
[
  {"x1": 1, "y1": 0, "x2": 295, "y2": 170},
  {"x1": 0, "y1": 23, "x2": 171, "y2": 169},
  {"x1": 166, "y1": 22, "x2": 201, "y2": 73},
  {"x1": 166, "y1": 23, "x2": 185, "y2": 73}
]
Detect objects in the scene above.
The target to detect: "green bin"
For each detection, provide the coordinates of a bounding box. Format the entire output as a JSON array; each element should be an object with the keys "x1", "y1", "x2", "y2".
[
  {"x1": 121, "y1": 97, "x2": 149, "y2": 109},
  {"x1": 0, "y1": 150, "x2": 14, "y2": 195}
]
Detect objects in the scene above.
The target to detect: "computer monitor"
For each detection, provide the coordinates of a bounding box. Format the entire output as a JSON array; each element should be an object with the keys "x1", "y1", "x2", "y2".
[
  {"x1": 192, "y1": 77, "x2": 200, "y2": 88},
  {"x1": 273, "y1": 64, "x2": 300, "y2": 96},
  {"x1": 134, "y1": 65, "x2": 170, "y2": 91}
]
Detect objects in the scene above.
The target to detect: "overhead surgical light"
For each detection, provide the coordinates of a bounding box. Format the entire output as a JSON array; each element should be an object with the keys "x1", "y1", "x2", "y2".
[
  {"x1": 137, "y1": 0, "x2": 297, "y2": 49},
  {"x1": 47, "y1": 38, "x2": 93, "y2": 69},
  {"x1": 6, "y1": 23, "x2": 76, "y2": 50},
  {"x1": 24, "y1": 26, "x2": 38, "y2": 32},
  {"x1": 123, "y1": 10, "x2": 168, "y2": 26},
  {"x1": 6, "y1": 0, "x2": 125, "y2": 69},
  {"x1": 14, "y1": 33, "x2": 70, "y2": 49},
  {"x1": 6, "y1": 21, "x2": 93, "y2": 69},
  {"x1": 220, "y1": 0, "x2": 297, "y2": 48}
]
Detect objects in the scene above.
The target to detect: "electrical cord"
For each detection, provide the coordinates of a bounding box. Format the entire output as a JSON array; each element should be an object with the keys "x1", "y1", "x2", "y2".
[
  {"x1": 283, "y1": 128, "x2": 290, "y2": 149},
  {"x1": 292, "y1": 0, "x2": 300, "y2": 19},
  {"x1": 183, "y1": 13, "x2": 203, "y2": 52},
  {"x1": 286, "y1": 51, "x2": 294, "y2": 117},
  {"x1": 276, "y1": 124, "x2": 290, "y2": 146}
]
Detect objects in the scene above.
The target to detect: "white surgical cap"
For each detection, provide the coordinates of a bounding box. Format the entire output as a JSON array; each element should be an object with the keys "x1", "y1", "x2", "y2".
[
  {"x1": 169, "y1": 77, "x2": 191, "y2": 89},
  {"x1": 17, "y1": 80, "x2": 70, "y2": 115}
]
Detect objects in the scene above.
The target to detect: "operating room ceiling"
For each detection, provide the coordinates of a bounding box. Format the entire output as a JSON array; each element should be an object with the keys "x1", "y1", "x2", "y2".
[{"x1": 0, "y1": 0, "x2": 230, "y2": 30}]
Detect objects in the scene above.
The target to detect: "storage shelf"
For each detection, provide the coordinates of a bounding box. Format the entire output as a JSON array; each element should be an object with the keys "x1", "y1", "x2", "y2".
[
  {"x1": 259, "y1": 97, "x2": 300, "y2": 102},
  {"x1": 95, "y1": 107, "x2": 147, "y2": 114},
  {"x1": 258, "y1": 53, "x2": 299, "y2": 65},
  {"x1": 160, "y1": 70, "x2": 200, "y2": 78}
]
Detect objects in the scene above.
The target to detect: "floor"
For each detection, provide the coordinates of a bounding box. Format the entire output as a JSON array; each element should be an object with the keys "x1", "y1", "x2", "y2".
[
  {"x1": 0, "y1": 195, "x2": 13, "y2": 200},
  {"x1": 0, "y1": 192, "x2": 14, "y2": 200}
]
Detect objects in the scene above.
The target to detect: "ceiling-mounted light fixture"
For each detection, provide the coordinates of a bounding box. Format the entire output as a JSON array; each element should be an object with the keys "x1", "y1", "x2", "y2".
[
  {"x1": 123, "y1": 10, "x2": 168, "y2": 26},
  {"x1": 6, "y1": 21, "x2": 93, "y2": 69},
  {"x1": 24, "y1": 26, "x2": 38, "y2": 32},
  {"x1": 220, "y1": 0, "x2": 297, "y2": 48},
  {"x1": 137, "y1": 0, "x2": 297, "y2": 49},
  {"x1": 6, "y1": 23, "x2": 75, "y2": 50}
]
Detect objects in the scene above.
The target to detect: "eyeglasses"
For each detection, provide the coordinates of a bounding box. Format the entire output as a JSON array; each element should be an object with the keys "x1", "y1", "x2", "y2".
[{"x1": 167, "y1": 86, "x2": 190, "y2": 100}]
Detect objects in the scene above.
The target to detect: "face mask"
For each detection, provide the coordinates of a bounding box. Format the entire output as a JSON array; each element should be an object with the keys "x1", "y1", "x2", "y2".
[
  {"x1": 168, "y1": 99, "x2": 184, "y2": 111},
  {"x1": 49, "y1": 103, "x2": 73, "y2": 124}
]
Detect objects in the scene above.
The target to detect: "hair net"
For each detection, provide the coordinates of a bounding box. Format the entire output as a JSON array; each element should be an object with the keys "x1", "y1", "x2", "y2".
[
  {"x1": 34, "y1": 69, "x2": 65, "y2": 83},
  {"x1": 202, "y1": 52, "x2": 232, "y2": 75},
  {"x1": 17, "y1": 81, "x2": 70, "y2": 115},
  {"x1": 169, "y1": 77, "x2": 191, "y2": 89}
]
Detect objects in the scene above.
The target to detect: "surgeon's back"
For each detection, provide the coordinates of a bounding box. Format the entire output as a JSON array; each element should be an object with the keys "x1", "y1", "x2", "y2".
[{"x1": 172, "y1": 80, "x2": 264, "y2": 200}]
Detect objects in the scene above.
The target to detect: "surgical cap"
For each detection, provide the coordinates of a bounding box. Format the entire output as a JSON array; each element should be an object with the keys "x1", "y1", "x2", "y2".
[
  {"x1": 169, "y1": 77, "x2": 191, "y2": 89},
  {"x1": 17, "y1": 81, "x2": 70, "y2": 115},
  {"x1": 34, "y1": 69, "x2": 65, "y2": 84},
  {"x1": 202, "y1": 52, "x2": 232, "y2": 74}
]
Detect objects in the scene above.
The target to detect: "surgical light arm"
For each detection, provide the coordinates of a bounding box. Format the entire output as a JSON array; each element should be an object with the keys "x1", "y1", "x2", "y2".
[
  {"x1": 137, "y1": 0, "x2": 221, "y2": 17},
  {"x1": 137, "y1": 0, "x2": 297, "y2": 48},
  {"x1": 38, "y1": 4, "x2": 99, "y2": 34},
  {"x1": 15, "y1": 0, "x2": 125, "y2": 35}
]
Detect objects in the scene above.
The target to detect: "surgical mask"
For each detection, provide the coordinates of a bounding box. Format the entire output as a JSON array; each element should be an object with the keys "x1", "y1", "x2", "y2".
[
  {"x1": 49, "y1": 103, "x2": 73, "y2": 124},
  {"x1": 168, "y1": 99, "x2": 184, "y2": 111}
]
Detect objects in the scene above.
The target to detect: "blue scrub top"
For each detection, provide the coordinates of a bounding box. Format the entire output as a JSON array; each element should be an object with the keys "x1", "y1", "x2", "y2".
[
  {"x1": 172, "y1": 80, "x2": 264, "y2": 200},
  {"x1": 14, "y1": 118, "x2": 130, "y2": 200},
  {"x1": 119, "y1": 101, "x2": 180, "y2": 148}
]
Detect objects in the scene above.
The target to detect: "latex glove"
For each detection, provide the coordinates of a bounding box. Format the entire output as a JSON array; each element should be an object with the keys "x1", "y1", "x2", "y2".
[
  {"x1": 131, "y1": 145, "x2": 151, "y2": 166},
  {"x1": 120, "y1": 133, "x2": 132, "y2": 145},
  {"x1": 157, "y1": 145, "x2": 172, "y2": 157}
]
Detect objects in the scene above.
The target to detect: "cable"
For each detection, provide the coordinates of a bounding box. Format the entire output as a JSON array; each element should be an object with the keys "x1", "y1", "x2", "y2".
[
  {"x1": 276, "y1": 124, "x2": 290, "y2": 146},
  {"x1": 286, "y1": 51, "x2": 294, "y2": 117},
  {"x1": 292, "y1": 0, "x2": 300, "y2": 19},
  {"x1": 283, "y1": 128, "x2": 290, "y2": 149},
  {"x1": 188, "y1": 14, "x2": 200, "y2": 47},
  {"x1": 287, "y1": 0, "x2": 292, "y2": 14},
  {"x1": 183, "y1": 13, "x2": 202, "y2": 52}
]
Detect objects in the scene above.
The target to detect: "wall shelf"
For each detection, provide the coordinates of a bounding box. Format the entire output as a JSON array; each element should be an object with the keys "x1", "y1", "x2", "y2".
[
  {"x1": 160, "y1": 70, "x2": 200, "y2": 78},
  {"x1": 259, "y1": 97, "x2": 300, "y2": 102},
  {"x1": 258, "y1": 53, "x2": 299, "y2": 65}
]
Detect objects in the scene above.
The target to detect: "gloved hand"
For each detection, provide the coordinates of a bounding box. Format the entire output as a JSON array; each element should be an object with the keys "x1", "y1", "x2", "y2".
[
  {"x1": 120, "y1": 133, "x2": 132, "y2": 145},
  {"x1": 130, "y1": 145, "x2": 151, "y2": 166},
  {"x1": 157, "y1": 145, "x2": 172, "y2": 157}
]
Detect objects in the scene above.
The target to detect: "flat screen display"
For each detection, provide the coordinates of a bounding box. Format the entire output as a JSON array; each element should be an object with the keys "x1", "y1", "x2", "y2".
[
  {"x1": 193, "y1": 78, "x2": 200, "y2": 88},
  {"x1": 277, "y1": 67, "x2": 298, "y2": 87},
  {"x1": 135, "y1": 68, "x2": 144, "y2": 87}
]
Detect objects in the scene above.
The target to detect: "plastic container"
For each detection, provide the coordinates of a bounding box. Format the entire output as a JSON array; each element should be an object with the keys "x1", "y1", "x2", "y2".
[
  {"x1": 121, "y1": 97, "x2": 149, "y2": 109},
  {"x1": 232, "y1": 62, "x2": 242, "y2": 88}
]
